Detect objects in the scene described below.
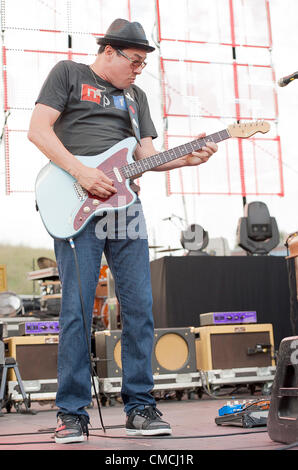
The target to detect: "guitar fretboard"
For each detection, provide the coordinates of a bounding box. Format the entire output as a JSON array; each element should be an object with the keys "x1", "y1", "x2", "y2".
[{"x1": 121, "y1": 129, "x2": 230, "y2": 179}]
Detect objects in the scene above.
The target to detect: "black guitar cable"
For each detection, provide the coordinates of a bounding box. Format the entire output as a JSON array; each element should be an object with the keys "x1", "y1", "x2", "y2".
[{"x1": 68, "y1": 237, "x2": 106, "y2": 433}]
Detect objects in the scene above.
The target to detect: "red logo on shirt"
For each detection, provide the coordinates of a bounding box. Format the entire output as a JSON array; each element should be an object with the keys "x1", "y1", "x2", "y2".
[{"x1": 81, "y1": 84, "x2": 101, "y2": 104}]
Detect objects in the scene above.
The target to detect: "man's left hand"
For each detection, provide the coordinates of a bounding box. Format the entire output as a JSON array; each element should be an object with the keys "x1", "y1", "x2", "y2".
[{"x1": 182, "y1": 133, "x2": 218, "y2": 167}]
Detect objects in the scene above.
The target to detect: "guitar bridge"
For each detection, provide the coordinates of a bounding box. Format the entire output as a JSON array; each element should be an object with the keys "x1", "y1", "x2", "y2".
[{"x1": 73, "y1": 182, "x2": 88, "y2": 201}]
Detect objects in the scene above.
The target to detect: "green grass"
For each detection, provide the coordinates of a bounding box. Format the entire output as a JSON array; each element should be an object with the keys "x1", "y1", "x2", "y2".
[{"x1": 0, "y1": 244, "x2": 56, "y2": 295}]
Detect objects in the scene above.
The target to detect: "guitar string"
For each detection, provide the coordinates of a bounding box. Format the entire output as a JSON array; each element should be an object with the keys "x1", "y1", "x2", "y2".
[
  {"x1": 82, "y1": 140, "x2": 220, "y2": 196},
  {"x1": 96, "y1": 132, "x2": 226, "y2": 181},
  {"x1": 76, "y1": 124, "x2": 263, "y2": 194},
  {"x1": 82, "y1": 132, "x2": 230, "y2": 190}
]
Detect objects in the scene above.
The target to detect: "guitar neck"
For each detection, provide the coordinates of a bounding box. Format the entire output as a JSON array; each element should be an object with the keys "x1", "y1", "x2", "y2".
[{"x1": 121, "y1": 128, "x2": 231, "y2": 179}]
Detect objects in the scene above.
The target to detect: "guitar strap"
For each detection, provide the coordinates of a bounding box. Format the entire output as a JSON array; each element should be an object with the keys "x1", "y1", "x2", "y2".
[
  {"x1": 123, "y1": 87, "x2": 141, "y2": 192},
  {"x1": 123, "y1": 87, "x2": 141, "y2": 145}
]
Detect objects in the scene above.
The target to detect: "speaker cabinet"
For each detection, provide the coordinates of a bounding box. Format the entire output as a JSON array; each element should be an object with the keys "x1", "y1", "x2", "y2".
[
  {"x1": 267, "y1": 336, "x2": 298, "y2": 444},
  {"x1": 194, "y1": 323, "x2": 275, "y2": 371},
  {"x1": 4, "y1": 336, "x2": 59, "y2": 381},
  {"x1": 152, "y1": 327, "x2": 196, "y2": 374},
  {"x1": 95, "y1": 330, "x2": 122, "y2": 378},
  {"x1": 95, "y1": 327, "x2": 197, "y2": 378}
]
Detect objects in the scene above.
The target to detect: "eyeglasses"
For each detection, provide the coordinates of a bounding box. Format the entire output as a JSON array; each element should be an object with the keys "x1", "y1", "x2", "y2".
[{"x1": 117, "y1": 49, "x2": 147, "y2": 70}]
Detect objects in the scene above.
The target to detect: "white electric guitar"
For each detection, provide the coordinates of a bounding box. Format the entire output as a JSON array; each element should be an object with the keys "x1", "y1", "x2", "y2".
[{"x1": 35, "y1": 120, "x2": 270, "y2": 239}]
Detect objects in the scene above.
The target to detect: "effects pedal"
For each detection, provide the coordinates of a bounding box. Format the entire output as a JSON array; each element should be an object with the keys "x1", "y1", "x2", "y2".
[{"x1": 215, "y1": 399, "x2": 270, "y2": 428}]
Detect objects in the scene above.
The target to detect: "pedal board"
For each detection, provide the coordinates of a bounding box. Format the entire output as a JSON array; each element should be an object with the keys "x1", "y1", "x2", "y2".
[
  {"x1": 215, "y1": 399, "x2": 270, "y2": 428},
  {"x1": 18, "y1": 321, "x2": 59, "y2": 335}
]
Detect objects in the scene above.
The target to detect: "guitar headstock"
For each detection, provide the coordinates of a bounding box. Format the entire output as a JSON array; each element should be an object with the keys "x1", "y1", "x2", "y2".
[{"x1": 228, "y1": 121, "x2": 270, "y2": 138}]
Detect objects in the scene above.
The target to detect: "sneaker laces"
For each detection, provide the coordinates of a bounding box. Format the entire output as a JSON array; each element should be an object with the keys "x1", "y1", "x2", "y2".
[{"x1": 137, "y1": 406, "x2": 163, "y2": 420}]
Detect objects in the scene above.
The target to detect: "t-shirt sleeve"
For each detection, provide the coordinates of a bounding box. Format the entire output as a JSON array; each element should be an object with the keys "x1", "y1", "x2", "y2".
[
  {"x1": 135, "y1": 87, "x2": 158, "y2": 140},
  {"x1": 35, "y1": 61, "x2": 70, "y2": 112}
]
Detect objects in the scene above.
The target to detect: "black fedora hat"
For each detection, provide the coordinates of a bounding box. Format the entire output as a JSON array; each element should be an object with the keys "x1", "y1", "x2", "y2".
[{"x1": 96, "y1": 18, "x2": 155, "y2": 53}]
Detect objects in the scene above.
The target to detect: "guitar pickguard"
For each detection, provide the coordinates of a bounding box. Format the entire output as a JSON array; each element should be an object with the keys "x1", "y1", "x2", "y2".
[{"x1": 73, "y1": 148, "x2": 136, "y2": 232}]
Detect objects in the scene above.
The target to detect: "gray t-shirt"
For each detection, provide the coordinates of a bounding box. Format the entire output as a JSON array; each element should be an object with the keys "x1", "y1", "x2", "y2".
[{"x1": 36, "y1": 60, "x2": 157, "y2": 156}]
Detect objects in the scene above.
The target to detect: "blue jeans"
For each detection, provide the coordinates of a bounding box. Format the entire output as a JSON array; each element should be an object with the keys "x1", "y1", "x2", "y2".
[{"x1": 54, "y1": 199, "x2": 156, "y2": 417}]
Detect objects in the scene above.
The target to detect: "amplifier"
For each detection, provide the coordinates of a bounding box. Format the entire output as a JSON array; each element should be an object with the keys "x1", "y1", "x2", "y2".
[
  {"x1": 194, "y1": 323, "x2": 275, "y2": 371},
  {"x1": 4, "y1": 335, "x2": 59, "y2": 381},
  {"x1": 2, "y1": 316, "x2": 40, "y2": 337},
  {"x1": 200, "y1": 311, "x2": 257, "y2": 326},
  {"x1": 95, "y1": 327, "x2": 197, "y2": 378},
  {"x1": 18, "y1": 320, "x2": 59, "y2": 335}
]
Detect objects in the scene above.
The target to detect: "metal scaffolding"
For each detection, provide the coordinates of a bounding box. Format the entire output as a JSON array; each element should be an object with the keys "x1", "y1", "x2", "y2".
[
  {"x1": 155, "y1": 0, "x2": 283, "y2": 198},
  {"x1": 0, "y1": 0, "x2": 132, "y2": 193},
  {"x1": 1, "y1": 0, "x2": 283, "y2": 199}
]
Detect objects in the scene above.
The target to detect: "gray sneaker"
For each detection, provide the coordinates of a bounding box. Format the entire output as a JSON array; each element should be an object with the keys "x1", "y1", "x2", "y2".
[
  {"x1": 55, "y1": 413, "x2": 89, "y2": 444},
  {"x1": 126, "y1": 406, "x2": 172, "y2": 436}
]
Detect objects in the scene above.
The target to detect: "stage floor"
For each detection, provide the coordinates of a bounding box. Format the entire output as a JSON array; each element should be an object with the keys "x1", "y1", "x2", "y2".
[{"x1": 0, "y1": 391, "x2": 293, "y2": 453}]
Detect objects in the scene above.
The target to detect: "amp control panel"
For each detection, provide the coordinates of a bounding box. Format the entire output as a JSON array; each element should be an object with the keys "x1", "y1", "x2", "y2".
[{"x1": 18, "y1": 321, "x2": 59, "y2": 335}]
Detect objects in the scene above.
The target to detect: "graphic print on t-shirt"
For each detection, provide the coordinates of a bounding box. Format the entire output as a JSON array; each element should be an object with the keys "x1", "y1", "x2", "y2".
[{"x1": 80, "y1": 83, "x2": 128, "y2": 111}]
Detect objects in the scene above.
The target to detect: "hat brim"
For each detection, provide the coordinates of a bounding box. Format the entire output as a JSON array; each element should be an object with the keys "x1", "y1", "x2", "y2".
[{"x1": 96, "y1": 36, "x2": 155, "y2": 52}]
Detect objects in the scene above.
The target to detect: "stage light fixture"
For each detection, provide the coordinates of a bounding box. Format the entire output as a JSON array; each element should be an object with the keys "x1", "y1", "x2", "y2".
[
  {"x1": 237, "y1": 201, "x2": 280, "y2": 255},
  {"x1": 180, "y1": 224, "x2": 209, "y2": 256}
]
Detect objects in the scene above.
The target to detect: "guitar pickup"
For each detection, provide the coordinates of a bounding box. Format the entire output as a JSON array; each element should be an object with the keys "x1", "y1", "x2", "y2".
[{"x1": 113, "y1": 167, "x2": 123, "y2": 183}]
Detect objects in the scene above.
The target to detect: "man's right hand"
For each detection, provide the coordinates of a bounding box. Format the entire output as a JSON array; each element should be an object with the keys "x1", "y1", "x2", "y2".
[
  {"x1": 77, "y1": 166, "x2": 117, "y2": 198},
  {"x1": 28, "y1": 104, "x2": 117, "y2": 200}
]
